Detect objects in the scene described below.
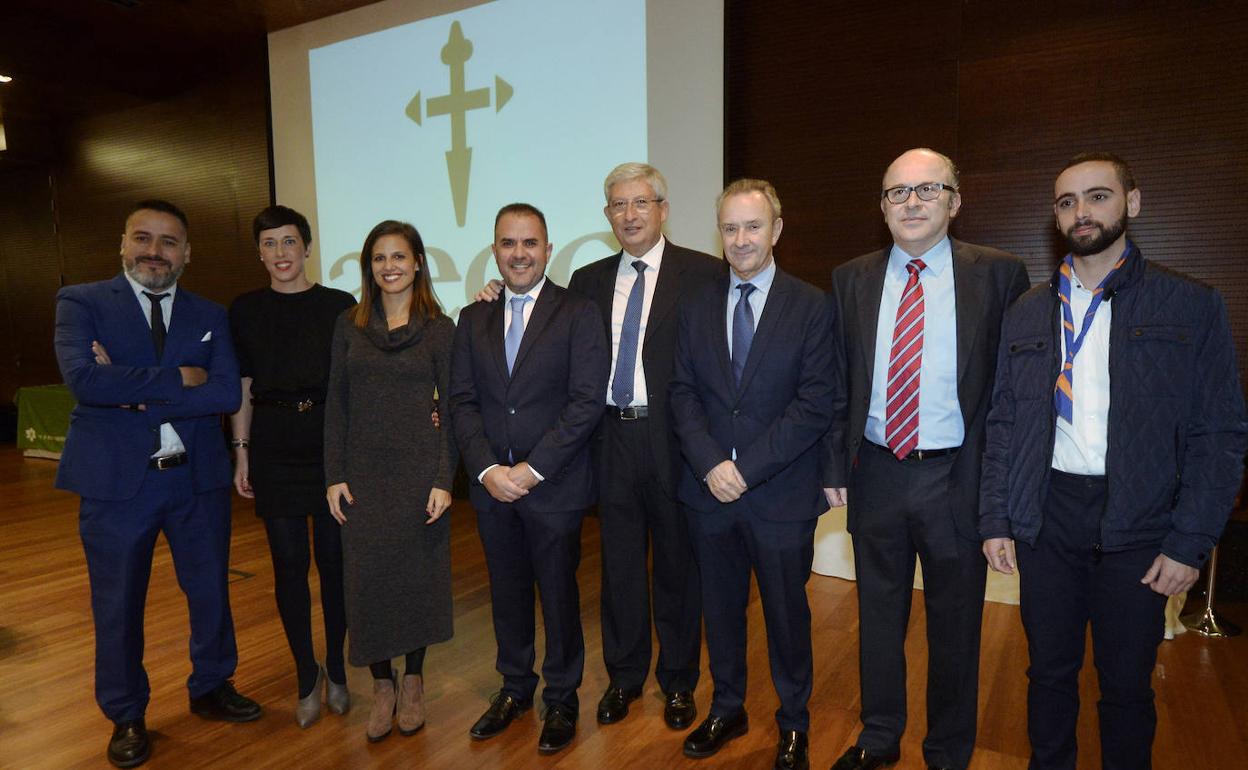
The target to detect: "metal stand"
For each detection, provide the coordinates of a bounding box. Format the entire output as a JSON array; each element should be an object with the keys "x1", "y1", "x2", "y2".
[{"x1": 1181, "y1": 546, "x2": 1241, "y2": 638}]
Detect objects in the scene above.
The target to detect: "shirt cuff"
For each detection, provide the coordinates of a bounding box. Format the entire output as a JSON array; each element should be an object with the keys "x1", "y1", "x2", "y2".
[
  {"x1": 477, "y1": 463, "x2": 499, "y2": 483},
  {"x1": 529, "y1": 466, "x2": 545, "y2": 482}
]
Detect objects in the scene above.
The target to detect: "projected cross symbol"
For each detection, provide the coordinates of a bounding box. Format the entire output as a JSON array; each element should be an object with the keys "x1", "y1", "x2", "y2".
[{"x1": 406, "y1": 20, "x2": 514, "y2": 227}]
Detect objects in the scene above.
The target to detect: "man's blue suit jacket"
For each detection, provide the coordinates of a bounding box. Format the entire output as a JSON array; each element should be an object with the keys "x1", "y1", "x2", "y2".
[
  {"x1": 54, "y1": 274, "x2": 241, "y2": 502},
  {"x1": 670, "y1": 266, "x2": 842, "y2": 522}
]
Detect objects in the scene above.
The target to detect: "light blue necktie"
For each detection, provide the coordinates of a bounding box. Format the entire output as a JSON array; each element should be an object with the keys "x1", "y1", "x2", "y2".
[
  {"x1": 731, "y1": 283, "x2": 756, "y2": 385},
  {"x1": 506, "y1": 295, "x2": 530, "y2": 374},
  {"x1": 610, "y1": 259, "x2": 647, "y2": 407}
]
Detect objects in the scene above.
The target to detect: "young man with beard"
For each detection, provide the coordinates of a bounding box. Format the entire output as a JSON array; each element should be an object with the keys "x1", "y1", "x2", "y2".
[
  {"x1": 54, "y1": 200, "x2": 259, "y2": 768},
  {"x1": 980, "y1": 153, "x2": 1248, "y2": 769}
]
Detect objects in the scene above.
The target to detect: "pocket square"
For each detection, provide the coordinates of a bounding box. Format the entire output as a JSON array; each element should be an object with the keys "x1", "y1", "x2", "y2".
[{"x1": 200, "y1": 331, "x2": 212, "y2": 342}]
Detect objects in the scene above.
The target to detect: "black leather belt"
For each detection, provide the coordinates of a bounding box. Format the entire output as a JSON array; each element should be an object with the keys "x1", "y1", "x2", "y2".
[
  {"x1": 252, "y1": 397, "x2": 323, "y2": 413},
  {"x1": 606, "y1": 405, "x2": 649, "y2": 420},
  {"x1": 867, "y1": 440, "x2": 959, "y2": 461},
  {"x1": 149, "y1": 452, "x2": 188, "y2": 470}
]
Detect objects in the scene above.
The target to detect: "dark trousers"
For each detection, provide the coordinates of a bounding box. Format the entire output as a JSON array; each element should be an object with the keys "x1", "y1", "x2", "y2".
[
  {"x1": 78, "y1": 465, "x2": 236, "y2": 723},
  {"x1": 688, "y1": 503, "x2": 815, "y2": 731},
  {"x1": 598, "y1": 416, "x2": 701, "y2": 693},
  {"x1": 263, "y1": 514, "x2": 347, "y2": 689},
  {"x1": 850, "y1": 441, "x2": 985, "y2": 769},
  {"x1": 1018, "y1": 469, "x2": 1167, "y2": 770},
  {"x1": 476, "y1": 503, "x2": 585, "y2": 710}
]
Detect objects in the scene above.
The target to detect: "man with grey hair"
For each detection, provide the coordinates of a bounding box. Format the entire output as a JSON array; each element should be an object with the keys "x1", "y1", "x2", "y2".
[
  {"x1": 572, "y1": 162, "x2": 723, "y2": 729},
  {"x1": 824, "y1": 149, "x2": 1029, "y2": 770}
]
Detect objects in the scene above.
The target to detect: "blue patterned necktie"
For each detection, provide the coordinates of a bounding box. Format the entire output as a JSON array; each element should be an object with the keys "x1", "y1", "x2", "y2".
[
  {"x1": 1054, "y1": 248, "x2": 1127, "y2": 423},
  {"x1": 505, "y1": 295, "x2": 530, "y2": 374},
  {"x1": 610, "y1": 259, "x2": 647, "y2": 407},
  {"x1": 731, "y1": 283, "x2": 756, "y2": 385}
]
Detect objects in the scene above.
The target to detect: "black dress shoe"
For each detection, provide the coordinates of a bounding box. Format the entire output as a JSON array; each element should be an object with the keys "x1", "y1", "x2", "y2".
[
  {"x1": 537, "y1": 703, "x2": 577, "y2": 754},
  {"x1": 189, "y1": 681, "x2": 262, "y2": 722},
  {"x1": 682, "y1": 711, "x2": 748, "y2": 758},
  {"x1": 596, "y1": 682, "x2": 642, "y2": 724},
  {"x1": 663, "y1": 690, "x2": 697, "y2": 729},
  {"x1": 775, "y1": 730, "x2": 808, "y2": 770},
  {"x1": 107, "y1": 719, "x2": 150, "y2": 768},
  {"x1": 830, "y1": 745, "x2": 901, "y2": 770},
  {"x1": 469, "y1": 691, "x2": 531, "y2": 740}
]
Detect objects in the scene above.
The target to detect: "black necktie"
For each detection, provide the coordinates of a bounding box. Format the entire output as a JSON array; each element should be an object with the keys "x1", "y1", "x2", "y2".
[{"x1": 143, "y1": 292, "x2": 168, "y2": 360}]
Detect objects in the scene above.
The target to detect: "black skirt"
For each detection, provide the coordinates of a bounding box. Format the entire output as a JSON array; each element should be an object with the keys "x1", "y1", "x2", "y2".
[{"x1": 249, "y1": 402, "x2": 331, "y2": 519}]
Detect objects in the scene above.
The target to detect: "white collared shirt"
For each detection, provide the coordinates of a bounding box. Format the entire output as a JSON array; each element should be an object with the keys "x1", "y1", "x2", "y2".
[
  {"x1": 606, "y1": 236, "x2": 665, "y2": 407},
  {"x1": 123, "y1": 273, "x2": 186, "y2": 458},
  {"x1": 1051, "y1": 271, "x2": 1111, "y2": 475}
]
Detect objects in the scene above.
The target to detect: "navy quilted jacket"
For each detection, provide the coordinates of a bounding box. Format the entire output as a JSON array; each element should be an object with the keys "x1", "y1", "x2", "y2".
[{"x1": 979, "y1": 244, "x2": 1248, "y2": 567}]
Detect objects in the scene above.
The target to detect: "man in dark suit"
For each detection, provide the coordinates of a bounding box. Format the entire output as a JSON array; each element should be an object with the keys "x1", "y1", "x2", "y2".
[
  {"x1": 670, "y1": 179, "x2": 840, "y2": 770},
  {"x1": 567, "y1": 163, "x2": 722, "y2": 730},
  {"x1": 449, "y1": 203, "x2": 609, "y2": 755},
  {"x1": 54, "y1": 200, "x2": 260, "y2": 768},
  {"x1": 823, "y1": 149, "x2": 1029, "y2": 770}
]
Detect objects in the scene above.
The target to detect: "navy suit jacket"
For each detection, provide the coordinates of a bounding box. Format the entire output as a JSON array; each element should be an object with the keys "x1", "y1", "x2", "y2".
[
  {"x1": 54, "y1": 274, "x2": 241, "y2": 501},
  {"x1": 670, "y1": 266, "x2": 841, "y2": 522},
  {"x1": 449, "y1": 280, "x2": 610, "y2": 513}
]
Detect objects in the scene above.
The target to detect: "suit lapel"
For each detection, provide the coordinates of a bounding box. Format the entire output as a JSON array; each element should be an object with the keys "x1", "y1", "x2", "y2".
[
  {"x1": 735, "y1": 268, "x2": 792, "y2": 397},
  {"x1": 856, "y1": 251, "x2": 888, "y2": 388},
  {"x1": 110, "y1": 274, "x2": 159, "y2": 365},
  {"x1": 162, "y1": 289, "x2": 200, "y2": 365},
  {"x1": 951, "y1": 240, "x2": 987, "y2": 396},
  {"x1": 486, "y1": 296, "x2": 509, "y2": 383},
  {"x1": 643, "y1": 243, "x2": 683, "y2": 349},
  {"x1": 711, "y1": 274, "x2": 735, "y2": 391},
  {"x1": 510, "y1": 283, "x2": 562, "y2": 377}
]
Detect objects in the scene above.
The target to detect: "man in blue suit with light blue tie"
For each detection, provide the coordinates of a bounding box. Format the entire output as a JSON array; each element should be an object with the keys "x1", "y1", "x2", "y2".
[
  {"x1": 670, "y1": 180, "x2": 842, "y2": 770},
  {"x1": 54, "y1": 200, "x2": 260, "y2": 768}
]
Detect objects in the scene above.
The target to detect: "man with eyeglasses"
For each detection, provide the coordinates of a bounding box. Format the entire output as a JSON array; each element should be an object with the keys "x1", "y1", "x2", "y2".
[
  {"x1": 823, "y1": 148, "x2": 1029, "y2": 770},
  {"x1": 980, "y1": 153, "x2": 1246, "y2": 769},
  {"x1": 572, "y1": 163, "x2": 723, "y2": 730}
]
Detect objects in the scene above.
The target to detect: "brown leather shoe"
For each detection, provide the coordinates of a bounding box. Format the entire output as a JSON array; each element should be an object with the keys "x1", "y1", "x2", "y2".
[
  {"x1": 366, "y1": 672, "x2": 397, "y2": 742},
  {"x1": 397, "y1": 674, "x2": 425, "y2": 735}
]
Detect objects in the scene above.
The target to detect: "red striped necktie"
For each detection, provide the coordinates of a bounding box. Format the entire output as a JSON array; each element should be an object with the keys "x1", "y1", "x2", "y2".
[{"x1": 885, "y1": 258, "x2": 926, "y2": 459}]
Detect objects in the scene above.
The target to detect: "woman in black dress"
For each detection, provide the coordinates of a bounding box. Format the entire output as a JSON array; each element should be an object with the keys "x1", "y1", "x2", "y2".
[
  {"x1": 228, "y1": 205, "x2": 356, "y2": 727},
  {"x1": 323, "y1": 220, "x2": 457, "y2": 742}
]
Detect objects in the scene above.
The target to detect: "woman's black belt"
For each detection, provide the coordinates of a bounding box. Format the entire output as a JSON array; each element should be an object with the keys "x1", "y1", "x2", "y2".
[{"x1": 251, "y1": 397, "x2": 324, "y2": 412}]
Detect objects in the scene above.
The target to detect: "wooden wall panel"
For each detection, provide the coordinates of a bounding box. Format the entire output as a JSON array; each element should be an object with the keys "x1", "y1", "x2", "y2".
[
  {"x1": 0, "y1": 46, "x2": 271, "y2": 403},
  {"x1": 726, "y1": 0, "x2": 1248, "y2": 385}
]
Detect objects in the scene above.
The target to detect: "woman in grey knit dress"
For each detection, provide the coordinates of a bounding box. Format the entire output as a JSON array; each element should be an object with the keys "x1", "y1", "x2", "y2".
[{"x1": 323, "y1": 220, "x2": 457, "y2": 742}]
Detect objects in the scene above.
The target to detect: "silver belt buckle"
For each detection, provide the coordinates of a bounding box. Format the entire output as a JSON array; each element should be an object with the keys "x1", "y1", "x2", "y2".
[{"x1": 296, "y1": 399, "x2": 314, "y2": 413}]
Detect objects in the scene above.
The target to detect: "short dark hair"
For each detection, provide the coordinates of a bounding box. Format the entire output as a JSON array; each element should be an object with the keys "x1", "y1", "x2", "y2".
[
  {"x1": 494, "y1": 202, "x2": 548, "y2": 240},
  {"x1": 1061, "y1": 152, "x2": 1136, "y2": 191},
  {"x1": 128, "y1": 199, "x2": 189, "y2": 234},
  {"x1": 252, "y1": 205, "x2": 312, "y2": 247}
]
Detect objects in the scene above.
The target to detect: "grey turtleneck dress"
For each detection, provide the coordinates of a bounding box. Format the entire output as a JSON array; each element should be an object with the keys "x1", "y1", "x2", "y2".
[{"x1": 323, "y1": 303, "x2": 458, "y2": 666}]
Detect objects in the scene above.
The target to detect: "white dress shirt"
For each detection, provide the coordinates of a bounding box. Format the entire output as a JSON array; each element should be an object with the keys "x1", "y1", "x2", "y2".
[
  {"x1": 606, "y1": 236, "x2": 665, "y2": 407},
  {"x1": 1052, "y1": 271, "x2": 1111, "y2": 475},
  {"x1": 124, "y1": 273, "x2": 186, "y2": 458}
]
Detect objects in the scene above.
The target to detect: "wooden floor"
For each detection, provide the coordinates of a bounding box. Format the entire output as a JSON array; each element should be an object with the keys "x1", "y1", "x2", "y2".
[{"x1": 1, "y1": 446, "x2": 1246, "y2": 769}]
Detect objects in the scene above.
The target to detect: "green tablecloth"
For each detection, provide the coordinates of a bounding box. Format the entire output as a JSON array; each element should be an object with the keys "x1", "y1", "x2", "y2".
[{"x1": 15, "y1": 384, "x2": 75, "y2": 459}]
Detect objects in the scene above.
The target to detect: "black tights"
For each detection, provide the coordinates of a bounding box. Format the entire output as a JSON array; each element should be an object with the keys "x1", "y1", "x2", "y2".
[
  {"x1": 263, "y1": 515, "x2": 348, "y2": 698},
  {"x1": 369, "y1": 648, "x2": 426, "y2": 681}
]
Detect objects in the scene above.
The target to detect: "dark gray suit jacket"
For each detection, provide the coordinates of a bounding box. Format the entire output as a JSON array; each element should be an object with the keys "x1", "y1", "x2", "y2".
[
  {"x1": 823, "y1": 238, "x2": 1029, "y2": 540},
  {"x1": 568, "y1": 241, "x2": 724, "y2": 497}
]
